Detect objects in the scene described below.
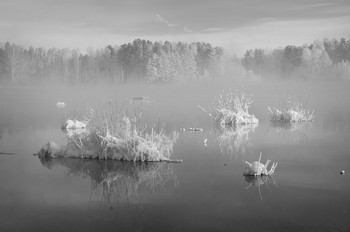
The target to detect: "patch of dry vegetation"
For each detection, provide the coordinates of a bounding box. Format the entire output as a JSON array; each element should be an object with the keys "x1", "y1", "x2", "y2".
[
  {"x1": 209, "y1": 89, "x2": 258, "y2": 126},
  {"x1": 268, "y1": 96, "x2": 314, "y2": 122},
  {"x1": 36, "y1": 101, "x2": 180, "y2": 162}
]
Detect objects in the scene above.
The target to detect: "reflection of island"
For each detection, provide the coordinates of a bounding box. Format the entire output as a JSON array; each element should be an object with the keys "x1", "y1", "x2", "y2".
[
  {"x1": 216, "y1": 124, "x2": 257, "y2": 158},
  {"x1": 268, "y1": 121, "x2": 314, "y2": 144},
  {"x1": 38, "y1": 157, "x2": 178, "y2": 207},
  {"x1": 244, "y1": 175, "x2": 278, "y2": 200}
]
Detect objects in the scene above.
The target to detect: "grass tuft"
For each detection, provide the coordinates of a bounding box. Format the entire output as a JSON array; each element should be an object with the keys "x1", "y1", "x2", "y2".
[
  {"x1": 268, "y1": 96, "x2": 314, "y2": 122},
  {"x1": 211, "y1": 89, "x2": 258, "y2": 126},
  {"x1": 37, "y1": 100, "x2": 180, "y2": 162}
]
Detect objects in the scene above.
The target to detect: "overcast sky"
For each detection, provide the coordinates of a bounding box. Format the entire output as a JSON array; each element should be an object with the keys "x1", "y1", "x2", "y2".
[{"x1": 1, "y1": 0, "x2": 349, "y2": 56}]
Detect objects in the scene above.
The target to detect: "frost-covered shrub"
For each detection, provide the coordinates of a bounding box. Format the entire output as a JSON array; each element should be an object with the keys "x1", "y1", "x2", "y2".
[
  {"x1": 36, "y1": 101, "x2": 180, "y2": 162},
  {"x1": 211, "y1": 89, "x2": 258, "y2": 126},
  {"x1": 268, "y1": 96, "x2": 314, "y2": 122}
]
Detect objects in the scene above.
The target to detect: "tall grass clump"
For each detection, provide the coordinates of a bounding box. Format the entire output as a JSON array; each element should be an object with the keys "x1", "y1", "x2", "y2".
[
  {"x1": 38, "y1": 101, "x2": 180, "y2": 162},
  {"x1": 210, "y1": 89, "x2": 258, "y2": 126},
  {"x1": 267, "y1": 96, "x2": 314, "y2": 122},
  {"x1": 87, "y1": 101, "x2": 179, "y2": 162}
]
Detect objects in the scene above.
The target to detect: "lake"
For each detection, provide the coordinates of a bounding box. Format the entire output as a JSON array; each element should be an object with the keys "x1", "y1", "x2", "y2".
[{"x1": 1, "y1": 80, "x2": 350, "y2": 232}]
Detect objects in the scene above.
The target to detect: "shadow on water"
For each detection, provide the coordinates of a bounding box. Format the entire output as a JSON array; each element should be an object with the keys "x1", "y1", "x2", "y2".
[
  {"x1": 268, "y1": 121, "x2": 314, "y2": 144},
  {"x1": 38, "y1": 157, "x2": 179, "y2": 207},
  {"x1": 215, "y1": 124, "x2": 257, "y2": 159},
  {"x1": 244, "y1": 175, "x2": 278, "y2": 200}
]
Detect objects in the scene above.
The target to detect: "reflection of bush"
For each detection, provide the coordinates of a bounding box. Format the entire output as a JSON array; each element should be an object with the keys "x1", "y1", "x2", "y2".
[
  {"x1": 269, "y1": 121, "x2": 314, "y2": 144},
  {"x1": 39, "y1": 157, "x2": 178, "y2": 206},
  {"x1": 216, "y1": 124, "x2": 257, "y2": 158},
  {"x1": 244, "y1": 175, "x2": 278, "y2": 200}
]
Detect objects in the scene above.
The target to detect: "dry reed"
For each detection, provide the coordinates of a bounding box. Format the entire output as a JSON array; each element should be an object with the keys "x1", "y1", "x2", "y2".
[
  {"x1": 211, "y1": 89, "x2": 258, "y2": 126},
  {"x1": 36, "y1": 100, "x2": 180, "y2": 162},
  {"x1": 268, "y1": 96, "x2": 314, "y2": 122}
]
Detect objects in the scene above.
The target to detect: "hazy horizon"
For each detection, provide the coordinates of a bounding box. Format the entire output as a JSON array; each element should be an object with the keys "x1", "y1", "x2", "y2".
[{"x1": 1, "y1": 0, "x2": 350, "y2": 56}]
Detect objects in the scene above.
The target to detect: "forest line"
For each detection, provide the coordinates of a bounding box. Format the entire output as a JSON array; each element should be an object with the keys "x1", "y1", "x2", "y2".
[{"x1": 0, "y1": 37, "x2": 349, "y2": 84}]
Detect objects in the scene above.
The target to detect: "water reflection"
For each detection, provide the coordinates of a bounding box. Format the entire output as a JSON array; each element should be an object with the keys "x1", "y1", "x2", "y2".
[
  {"x1": 38, "y1": 157, "x2": 178, "y2": 207},
  {"x1": 0, "y1": 111, "x2": 16, "y2": 140},
  {"x1": 216, "y1": 124, "x2": 257, "y2": 159},
  {"x1": 268, "y1": 121, "x2": 314, "y2": 144},
  {"x1": 323, "y1": 111, "x2": 350, "y2": 132},
  {"x1": 244, "y1": 175, "x2": 278, "y2": 200}
]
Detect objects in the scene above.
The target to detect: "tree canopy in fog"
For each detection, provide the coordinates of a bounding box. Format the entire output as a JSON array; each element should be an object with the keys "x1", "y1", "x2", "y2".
[
  {"x1": 242, "y1": 38, "x2": 350, "y2": 80},
  {"x1": 0, "y1": 37, "x2": 350, "y2": 84},
  {"x1": 0, "y1": 40, "x2": 226, "y2": 84}
]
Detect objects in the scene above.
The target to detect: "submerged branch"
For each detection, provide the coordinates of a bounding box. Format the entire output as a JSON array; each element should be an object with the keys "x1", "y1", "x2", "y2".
[{"x1": 0, "y1": 152, "x2": 15, "y2": 155}]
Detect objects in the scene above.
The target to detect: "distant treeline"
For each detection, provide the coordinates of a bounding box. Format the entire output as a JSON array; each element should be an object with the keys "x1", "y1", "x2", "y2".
[
  {"x1": 242, "y1": 38, "x2": 350, "y2": 80},
  {"x1": 0, "y1": 38, "x2": 349, "y2": 84},
  {"x1": 0, "y1": 40, "x2": 228, "y2": 84}
]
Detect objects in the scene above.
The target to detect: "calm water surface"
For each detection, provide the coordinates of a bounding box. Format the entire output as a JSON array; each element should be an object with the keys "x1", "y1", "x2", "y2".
[{"x1": 1, "y1": 81, "x2": 350, "y2": 232}]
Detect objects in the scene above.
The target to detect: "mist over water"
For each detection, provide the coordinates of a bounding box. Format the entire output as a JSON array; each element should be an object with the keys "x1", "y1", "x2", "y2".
[
  {"x1": 1, "y1": 0, "x2": 349, "y2": 229},
  {"x1": 1, "y1": 79, "x2": 350, "y2": 231}
]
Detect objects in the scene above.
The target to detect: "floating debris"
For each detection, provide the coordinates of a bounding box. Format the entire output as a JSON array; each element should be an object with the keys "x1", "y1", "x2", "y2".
[
  {"x1": 243, "y1": 152, "x2": 278, "y2": 176},
  {"x1": 56, "y1": 102, "x2": 66, "y2": 108},
  {"x1": 0, "y1": 152, "x2": 15, "y2": 155},
  {"x1": 180, "y1": 127, "x2": 203, "y2": 132}
]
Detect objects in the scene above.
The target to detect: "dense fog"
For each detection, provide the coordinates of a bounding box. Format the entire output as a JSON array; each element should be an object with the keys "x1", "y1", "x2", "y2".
[{"x1": 1, "y1": 79, "x2": 350, "y2": 138}]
